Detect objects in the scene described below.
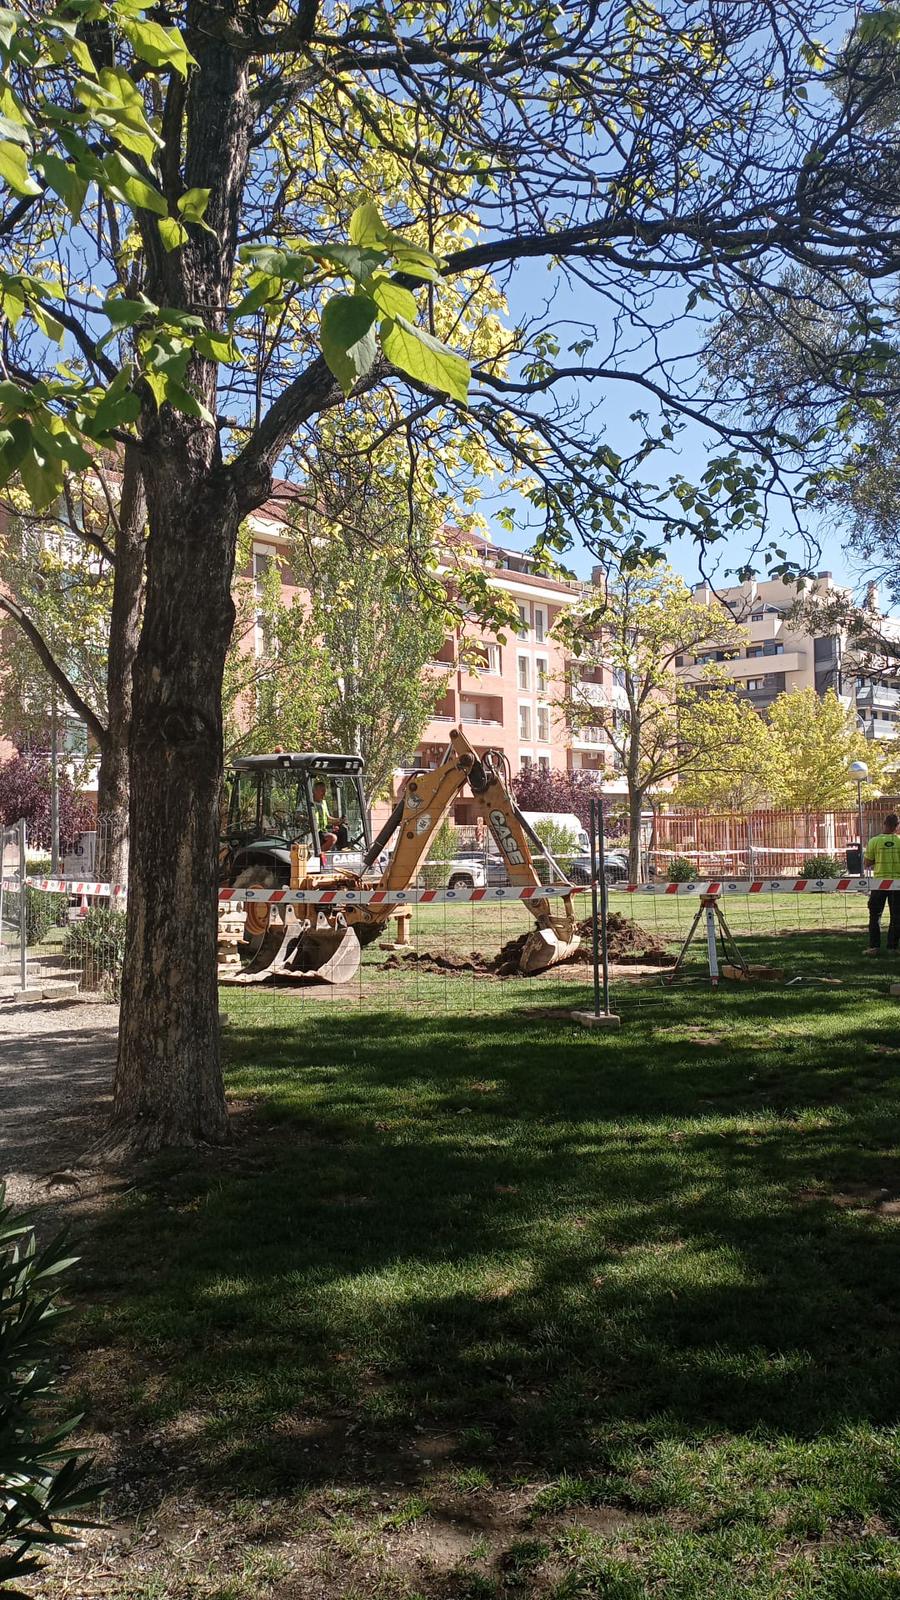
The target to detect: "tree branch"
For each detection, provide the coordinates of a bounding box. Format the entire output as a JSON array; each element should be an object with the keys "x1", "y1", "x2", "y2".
[{"x1": 0, "y1": 594, "x2": 107, "y2": 745}]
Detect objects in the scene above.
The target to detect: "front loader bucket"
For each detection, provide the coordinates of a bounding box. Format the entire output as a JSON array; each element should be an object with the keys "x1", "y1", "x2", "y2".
[
  {"x1": 518, "y1": 925, "x2": 581, "y2": 976},
  {"x1": 221, "y1": 915, "x2": 361, "y2": 987}
]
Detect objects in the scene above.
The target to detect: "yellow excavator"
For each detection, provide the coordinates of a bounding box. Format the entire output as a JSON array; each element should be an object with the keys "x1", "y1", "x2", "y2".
[{"x1": 219, "y1": 727, "x2": 579, "y2": 986}]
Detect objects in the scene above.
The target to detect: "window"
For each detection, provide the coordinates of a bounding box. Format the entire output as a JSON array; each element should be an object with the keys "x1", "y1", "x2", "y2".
[
  {"x1": 747, "y1": 646, "x2": 763, "y2": 659},
  {"x1": 536, "y1": 656, "x2": 548, "y2": 693},
  {"x1": 253, "y1": 550, "x2": 273, "y2": 595},
  {"x1": 517, "y1": 603, "x2": 529, "y2": 639},
  {"x1": 519, "y1": 704, "x2": 532, "y2": 739},
  {"x1": 534, "y1": 606, "x2": 546, "y2": 642},
  {"x1": 612, "y1": 666, "x2": 625, "y2": 688},
  {"x1": 537, "y1": 705, "x2": 550, "y2": 742},
  {"x1": 751, "y1": 610, "x2": 764, "y2": 621},
  {"x1": 674, "y1": 655, "x2": 684, "y2": 668},
  {"x1": 746, "y1": 678, "x2": 768, "y2": 692},
  {"x1": 538, "y1": 755, "x2": 550, "y2": 771},
  {"x1": 520, "y1": 753, "x2": 532, "y2": 770},
  {"x1": 486, "y1": 643, "x2": 501, "y2": 674},
  {"x1": 517, "y1": 655, "x2": 530, "y2": 690}
]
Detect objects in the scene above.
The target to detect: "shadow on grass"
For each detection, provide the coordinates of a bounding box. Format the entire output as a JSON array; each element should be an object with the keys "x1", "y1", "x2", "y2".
[{"x1": 71, "y1": 936, "x2": 900, "y2": 1518}]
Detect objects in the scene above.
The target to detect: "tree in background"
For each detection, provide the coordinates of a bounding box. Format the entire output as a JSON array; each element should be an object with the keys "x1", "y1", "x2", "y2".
[
  {"x1": 768, "y1": 688, "x2": 888, "y2": 809},
  {"x1": 558, "y1": 565, "x2": 749, "y2": 878},
  {"x1": 674, "y1": 697, "x2": 785, "y2": 813},
  {"x1": 3, "y1": 2, "x2": 899, "y2": 1151},
  {"x1": 0, "y1": 463, "x2": 146, "y2": 884},
  {"x1": 511, "y1": 766, "x2": 607, "y2": 831},
  {"x1": 0, "y1": 751, "x2": 92, "y2": 851}
]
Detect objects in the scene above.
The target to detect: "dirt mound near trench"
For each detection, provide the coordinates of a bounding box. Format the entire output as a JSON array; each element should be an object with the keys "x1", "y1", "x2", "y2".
[{"x1": 382, "y1": 912, "x2": 672, "y2": 979}]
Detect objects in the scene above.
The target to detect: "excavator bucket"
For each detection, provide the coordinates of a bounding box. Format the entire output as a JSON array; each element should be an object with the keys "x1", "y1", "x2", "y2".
[
  {"x1": 517, "y1": 893, "x2": 580, "y2": 976},
  {"x1": 518, "y1": 924, "x2": 581, "y2": 975},
  {"x1": 221, "y1": 914, "x2": 362, "y2": 987}
]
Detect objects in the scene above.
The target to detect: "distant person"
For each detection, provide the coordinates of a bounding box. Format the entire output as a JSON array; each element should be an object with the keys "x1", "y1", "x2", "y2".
[{"x1": 864, "y1": 813, "x2": 900, "y2": 955}]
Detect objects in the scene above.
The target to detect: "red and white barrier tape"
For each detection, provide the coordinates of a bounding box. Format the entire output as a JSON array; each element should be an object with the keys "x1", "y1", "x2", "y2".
[
  {"x1": 7, "y1": 876, "x2": 900, "y2": 906},
  {"x1": 218, "y1": 883, "x2": 576, "y2": 905},
  {"x1": 1, "y1": 877, "x2": 126, "y2": 896},
  {"x1": 624, "y1": 877, "x2": 900, "y2": 896}
]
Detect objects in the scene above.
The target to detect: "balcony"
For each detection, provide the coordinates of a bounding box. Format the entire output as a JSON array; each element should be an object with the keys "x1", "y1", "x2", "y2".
[
  {"x1": 867, "y1": 720, "x2": 900, "y2": 741},
  {"x1": 857, "y1": 683, "x2": 900, "y2": 711},
  {"x1": 576, "y1": 681, "x2": 628, "y2": 710},
  {"x1": 461, "y1": 713, "x2": 504, "y2": 728}
]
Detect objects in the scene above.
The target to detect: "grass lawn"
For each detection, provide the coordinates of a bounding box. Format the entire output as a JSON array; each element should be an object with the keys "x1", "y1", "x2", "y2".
[{"x1": 42, "y1": 913, "x2": 900, "y2": 1598}]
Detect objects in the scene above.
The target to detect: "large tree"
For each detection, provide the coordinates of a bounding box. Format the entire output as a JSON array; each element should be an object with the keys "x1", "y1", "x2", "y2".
[{"x1": 2, "y1": 2, "x2": 900, "y2": 1152}]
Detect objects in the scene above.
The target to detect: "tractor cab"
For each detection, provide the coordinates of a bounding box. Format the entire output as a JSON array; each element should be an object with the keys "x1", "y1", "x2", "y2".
[{"x1": 221, "y1": 752, "x2": 371, "y2": 885}]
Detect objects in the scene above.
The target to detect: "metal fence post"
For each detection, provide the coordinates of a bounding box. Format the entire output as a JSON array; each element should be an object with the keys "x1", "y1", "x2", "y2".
[{"x1": 17, "y1": 817, "x2": 27, "y2": 992}]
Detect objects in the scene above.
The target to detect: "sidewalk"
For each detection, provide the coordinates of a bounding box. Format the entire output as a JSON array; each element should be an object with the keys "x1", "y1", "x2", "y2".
[{"x1": 0, "y1": 997, "x2": 117, "y2": 1208}]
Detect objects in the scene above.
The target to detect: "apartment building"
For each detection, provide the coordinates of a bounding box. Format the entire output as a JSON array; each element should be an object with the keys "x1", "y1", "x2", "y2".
[{"x1": 680, "y1": 573, "x2": 900, "y2": 743}]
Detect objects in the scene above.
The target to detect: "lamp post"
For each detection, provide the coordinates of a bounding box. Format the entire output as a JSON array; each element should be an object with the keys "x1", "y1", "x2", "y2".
[{"x1": 850, "y1": 759, "x2": 869, "y2": 874}]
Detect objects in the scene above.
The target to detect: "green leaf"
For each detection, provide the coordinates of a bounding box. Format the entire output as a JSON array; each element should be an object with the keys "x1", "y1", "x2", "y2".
[
  {"x1": 103, "y1": 294, "x2": 157, "y2": 327},
  {"x1": 0, "y1": 417, "x2": 31, "y2": 488},
  {"x1": 307, "y1": 243, "x2": 386, "y2": 284},
  {"x1": 371, "y1": 275, "x2": 417, "y2": 322},
  {"x1": 19, "y1": 437, "x2": 62, "y2": 511},
  {"x1": 320, "y1": 294, "x2": 379, "y2": 395},
  {"x1": 158, "y1": 215, "x2": 188, "y2": 251},
  {"x1": 176, "y1": 185, "x2": 210, "y2": 223},
  {"x1": 121, "y1": 18, "x2": 196, "y2": 76},
  {"x1": 194, "y1": 328, "x2": 238, "y2": 364},
  {"x1": 103, "y1": 152, "x2": 167, "y2": 216},
  {"x1": 85, "y1": 384, "x2": 142, "y2": 438},
  {"x1": 380, "y1": 315, "x2": 469, "y2": 405},
  {"x1": 36, "y1": 151, "x2": 87, "y2": 221},
  {"x1": 349, "y1": 198, "x2": 385, "y2": 246},
  {"x1": 161, "y1": 379, "x2": 214, "y2": 424},
  {"x1": 30, "y1": 302, "x2": 64, "y2": 344},
  {"x1": 78, "y1": 70, "x2": 163, "y2": 165},
  {"x1": 230, "y1": 275, "x2": 279, "y2": 321},
  {"x1": 0, "y1": 379, "x2": 32, "y2": 414},
  {"x1": 0, "y1": 139, "x2": 40, "y2": 196},
  {"x1": 0, "y1": 112, "x2": 31, "y2": 147}
]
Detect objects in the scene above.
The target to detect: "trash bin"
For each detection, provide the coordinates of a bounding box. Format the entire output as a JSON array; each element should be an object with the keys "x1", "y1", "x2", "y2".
[{"x1": 846, "y1": 843, "x2": 863, "y2": 874}]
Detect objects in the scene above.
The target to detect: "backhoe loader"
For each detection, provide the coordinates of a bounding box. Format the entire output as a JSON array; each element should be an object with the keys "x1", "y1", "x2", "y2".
[{"x1": 218, "y1": 728, "x2": 579, "y2": 986}]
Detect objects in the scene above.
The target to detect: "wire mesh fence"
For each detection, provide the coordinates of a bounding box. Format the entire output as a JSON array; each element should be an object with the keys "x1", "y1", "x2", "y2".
[{"x1": 650, "y1": 798, "x2": 900, "y2": 879}]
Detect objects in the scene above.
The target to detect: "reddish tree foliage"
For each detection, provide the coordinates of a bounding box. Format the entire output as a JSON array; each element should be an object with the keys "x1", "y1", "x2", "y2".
[
  {"x1": 511, "y1": 766, "x2": 608, "y2": 829},
  {"x1": 0, "y1": 752, "x2": 93, "y2": 851}
]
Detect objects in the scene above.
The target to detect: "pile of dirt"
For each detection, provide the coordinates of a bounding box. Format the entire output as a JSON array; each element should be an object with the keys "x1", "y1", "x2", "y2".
[
  {"x1": 382, "y1": 913, "x2": 672, "y2": 980},
  {"x1": 577, "y1": 911, "x2": 673, "y2": 965}
]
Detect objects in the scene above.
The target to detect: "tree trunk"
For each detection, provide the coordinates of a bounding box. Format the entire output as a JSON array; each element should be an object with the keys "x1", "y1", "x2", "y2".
[
  {"x1": 627, "y1": 782, "x2": 643, "y2": 884},
  {"x1": 95, "y1": 449, "x2": 145, "y2": 888},
  {"x1": 102, "y1": 420, "x2": 239, "y2": 1156}
]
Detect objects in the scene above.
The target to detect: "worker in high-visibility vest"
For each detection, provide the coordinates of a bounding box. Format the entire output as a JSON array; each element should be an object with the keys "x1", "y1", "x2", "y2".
[
  {"x1": 311, "y1": 778, "x2": 348, "y2": 852},
  {"x1": 864, "y1": 812, "x2": 900, "y2": 954}
]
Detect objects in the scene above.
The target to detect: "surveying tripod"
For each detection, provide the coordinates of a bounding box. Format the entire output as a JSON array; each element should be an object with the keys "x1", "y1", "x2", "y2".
[{"x1": 664, "y1": 893, "x2": 748, "y2": 987}]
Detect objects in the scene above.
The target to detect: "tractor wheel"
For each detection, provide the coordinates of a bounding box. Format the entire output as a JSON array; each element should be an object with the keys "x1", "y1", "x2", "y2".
[{"x1": 232, "y1": 866, "x2": 281, "y2": 949}]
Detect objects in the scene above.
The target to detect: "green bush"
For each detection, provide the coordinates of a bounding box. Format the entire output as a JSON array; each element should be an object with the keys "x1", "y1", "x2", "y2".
[
  {"x1": 63, "y1": 907, "x2": 127, "y2": 998},
  {"x1": 667, "y1": 855, "x2": 698, "y2": 883},
  {"x1": 0, "y1": 1183, "x2": 99, "y2": 1593},
  {"x1": 421, "y1": 818, "x2": 460, "y2": 888},
  {"x1": 3, "y1": 885, "x2": 67, "y2": 947},
  {"x1": 800, "y1": 853, "x2": 843, "y2": 880},
  {"x1": 533, "y1": 819, "x2": 580, "y2": 883}
]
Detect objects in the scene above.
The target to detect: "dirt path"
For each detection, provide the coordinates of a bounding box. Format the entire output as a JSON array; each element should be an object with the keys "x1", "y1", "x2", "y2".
[{"x1": 0, "y1": 996, "x2": 117, "y2": 1208}]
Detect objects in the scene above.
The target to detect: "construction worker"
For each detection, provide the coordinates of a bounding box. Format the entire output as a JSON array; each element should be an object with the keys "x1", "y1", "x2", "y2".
[
  {"x1": 864, "y1": 812, "x2": 900, "y2": 955},
  {"x1": 311, "y1": 778, "x2": 348, "y2": 851}
]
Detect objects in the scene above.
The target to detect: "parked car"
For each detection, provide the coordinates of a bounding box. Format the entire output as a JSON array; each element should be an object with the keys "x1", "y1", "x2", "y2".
[
  {"x1": 567, "y1": 848, "x2": 630, "y2": 886},
  {"x1": 445, "y1": 847, "x2": 509, "y2": 890}
]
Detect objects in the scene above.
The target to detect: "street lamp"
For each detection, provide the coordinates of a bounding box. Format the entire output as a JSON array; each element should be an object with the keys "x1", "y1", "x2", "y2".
[{"x1": 850, "y1": 759, "x2": 868, "y2": 874}]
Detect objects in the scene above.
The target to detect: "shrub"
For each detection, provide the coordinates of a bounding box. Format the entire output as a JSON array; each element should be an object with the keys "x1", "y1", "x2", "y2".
[
  {"x1": 667, "y1": 855, "x2": 698, "y2": 882},
  {"x1": 533, "y1": 819, "x2": 580, "y2": 883},
  {"x1": 800, "y1": 853, "x2": 843, "y2": 880},
  {"x1": 63, "y1": 907, "x2": 127, "y2": 998},
  {"x1": 0, "y1": 1184, "x2": 99, "y2": 1593},
  {"x1": 421, "y1": 818, "x2": 460, "y2": 888},
  {"x1": 3, "y1": 885, "x2": 67, "y2": 947}
]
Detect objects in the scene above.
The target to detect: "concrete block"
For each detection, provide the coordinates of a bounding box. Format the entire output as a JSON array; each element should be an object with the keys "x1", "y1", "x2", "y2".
[
  {"x1": 42, "y1": 983, "x2": 80, "y2": 999},
  {"x1": 570, "y1": 1009, "x2": 622, "y2": 1030},
  {"x1": 890, "y1": 982, "x2": 900, "y2": 997}
]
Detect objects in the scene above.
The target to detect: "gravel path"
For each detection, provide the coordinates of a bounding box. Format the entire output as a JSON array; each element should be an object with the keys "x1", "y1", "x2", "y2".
[{"x1": 0, "y1": 997, "x2": 118, "y2": 1208}]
